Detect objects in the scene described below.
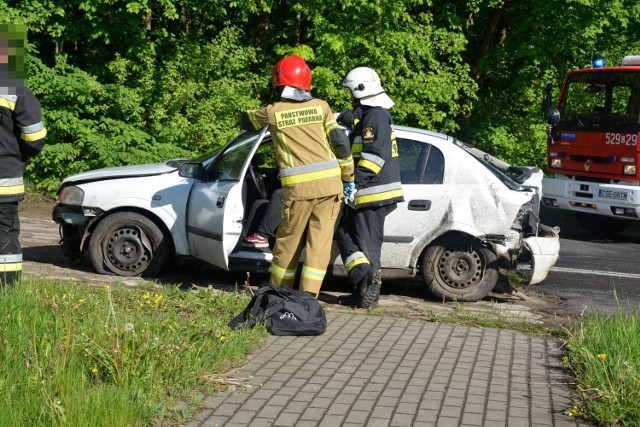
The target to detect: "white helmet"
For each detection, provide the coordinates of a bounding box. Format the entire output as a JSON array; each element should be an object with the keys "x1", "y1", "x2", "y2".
[{"x1": 342, "y1": 67, "x2": 394, "y2": 109}]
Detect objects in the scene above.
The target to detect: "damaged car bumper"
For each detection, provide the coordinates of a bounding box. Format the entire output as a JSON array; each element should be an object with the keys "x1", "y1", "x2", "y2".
[{"x1": 522, "y1": 224, "x2": 560, "y2": 284}]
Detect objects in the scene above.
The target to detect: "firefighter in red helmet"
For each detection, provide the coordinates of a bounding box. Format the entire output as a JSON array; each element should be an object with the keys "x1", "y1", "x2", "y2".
[{"x1": 241, "y1": 56, "x2": 354, "y2": 297}]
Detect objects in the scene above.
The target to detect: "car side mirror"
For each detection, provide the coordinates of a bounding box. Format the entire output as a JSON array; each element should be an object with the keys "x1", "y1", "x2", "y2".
[
  {"x1": 544, "y1": 108, "x2": 560, "y2": 125},
  {"x1": 542, "y1": 82, "x2": 560, "y2": 126},
  {"x1": 179, "y1": 162, "x2": 204, "y2": 179}
]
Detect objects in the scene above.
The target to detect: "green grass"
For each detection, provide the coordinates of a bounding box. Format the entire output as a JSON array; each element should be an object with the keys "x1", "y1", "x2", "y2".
[
  {"x1": 0, "y1": 279, "x2": 265, "y2": 426},
  {"x1": 564, "y1": 306, "x2": 640, "y2": 425},
  {"x1": 22, "y1": 184, "x2": 55, "y2": 202}
]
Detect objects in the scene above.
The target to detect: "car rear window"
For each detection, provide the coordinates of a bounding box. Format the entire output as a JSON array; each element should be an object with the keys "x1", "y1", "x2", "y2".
[{"x1": 397, "y1": 138, "x2": 444, "y2": 184}]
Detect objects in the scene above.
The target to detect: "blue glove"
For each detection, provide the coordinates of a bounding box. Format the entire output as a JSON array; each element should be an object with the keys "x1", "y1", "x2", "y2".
[{"x1": 343, "y1": 182, "x2": 355, "y2": 199}]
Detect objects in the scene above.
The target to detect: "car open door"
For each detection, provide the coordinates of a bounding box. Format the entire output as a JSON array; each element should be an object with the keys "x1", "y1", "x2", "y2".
[{"x1": 185, "y1": 128, "x2": 269, "y2": 269}]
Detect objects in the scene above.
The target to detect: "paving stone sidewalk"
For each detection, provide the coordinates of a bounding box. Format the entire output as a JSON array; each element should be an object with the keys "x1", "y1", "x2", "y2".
[{"x1": 185, "y1": 313, "x2": 588, "y2": 427}]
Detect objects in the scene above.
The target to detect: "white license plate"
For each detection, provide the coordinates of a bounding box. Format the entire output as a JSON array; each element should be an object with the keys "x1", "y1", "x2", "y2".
[{"x1": 598, "y1": 189, "x2": 628, "y2": 200}]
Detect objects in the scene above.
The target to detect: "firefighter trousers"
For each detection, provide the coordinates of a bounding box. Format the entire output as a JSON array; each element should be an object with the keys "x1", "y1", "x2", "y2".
[
  {"x1": 0, "y1": 202, "x2": 22, "y2": 289},
  {"x1": 335, "y1": 203, "x2": 396, "y2": 292},
  {"x1": 269, "y1": 194, "x2": 341, "y2": 297}
]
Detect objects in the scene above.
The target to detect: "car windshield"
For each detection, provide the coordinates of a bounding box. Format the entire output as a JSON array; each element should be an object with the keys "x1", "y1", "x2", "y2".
[
  {"x1": 559, "y1": 71, "x2": 640, "y2": 131},
  {"x1": 187, "y1": 130, "x2": 264, "y2": 164}
]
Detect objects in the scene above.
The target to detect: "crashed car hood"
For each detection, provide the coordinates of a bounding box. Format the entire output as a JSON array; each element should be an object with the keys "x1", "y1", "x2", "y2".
[{"x1": 60, "y1": 161, "x2": 181, "y2": 186}]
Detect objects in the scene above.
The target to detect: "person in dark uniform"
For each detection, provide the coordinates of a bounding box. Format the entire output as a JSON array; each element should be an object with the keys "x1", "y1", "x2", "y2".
[
  {"x1": 0, "y1": 25, "x2": 47, "y2": 289},
  {"x1": 336, "y1": 67, "x2": 404, "y2": 308},
  {"x1": 242, "y1": 188, "x2": 284, "y2": 249}
]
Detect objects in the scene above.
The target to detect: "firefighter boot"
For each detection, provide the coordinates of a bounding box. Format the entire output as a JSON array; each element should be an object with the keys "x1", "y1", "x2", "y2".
[
  {"x1": 0, "y1": 271, "x2": 20, "y2": 291},
  {"x1": 359, "y1": 270, "x2": 381, "y2": 309},
  {"x1": 337, "y1": 265, "x2": 370, "y2": 307}
]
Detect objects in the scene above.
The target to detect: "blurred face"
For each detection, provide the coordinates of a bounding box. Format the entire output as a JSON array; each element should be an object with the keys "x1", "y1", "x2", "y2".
[{"x1": 0, "y1": 44, "x2": 8, "y2": 64}]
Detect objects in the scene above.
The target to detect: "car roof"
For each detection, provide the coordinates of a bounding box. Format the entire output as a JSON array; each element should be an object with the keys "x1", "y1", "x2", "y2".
[{"x1": 394, "y1": 125, "x2": 451, "y2": 143}]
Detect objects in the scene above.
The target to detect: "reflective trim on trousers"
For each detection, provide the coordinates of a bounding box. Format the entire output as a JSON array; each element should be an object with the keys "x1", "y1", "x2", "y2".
[
  {"x1": 0, "y1": 254, "x2": 22, "y2": 263},
  {"x1": 269, "y1": 263, "x2": 296, "y2": 280},
  {"x1": 1, "y1": 262, "x2": 23, "y2": 272},
  {"x1": 301, "y1": 264, "x2": 326, "y2": 282},
  {"x1": 344, "y1": 251, "x2": 370, "y2": 272}
]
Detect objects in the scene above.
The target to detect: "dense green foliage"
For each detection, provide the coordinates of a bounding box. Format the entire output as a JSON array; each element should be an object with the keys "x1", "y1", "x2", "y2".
[{"x1": 2, "y1": 0, "x2": 640, "y2": 194}]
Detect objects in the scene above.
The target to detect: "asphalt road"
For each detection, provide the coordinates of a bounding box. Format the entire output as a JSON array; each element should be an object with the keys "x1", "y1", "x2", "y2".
[{"x1": 535, "y1": 206, "x2": 640, "y2": 317}]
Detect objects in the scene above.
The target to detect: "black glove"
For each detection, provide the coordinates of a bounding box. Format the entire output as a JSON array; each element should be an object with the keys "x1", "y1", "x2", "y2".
[{"x1": 337, "y1": 109, "x2": 355, "y2": 128}]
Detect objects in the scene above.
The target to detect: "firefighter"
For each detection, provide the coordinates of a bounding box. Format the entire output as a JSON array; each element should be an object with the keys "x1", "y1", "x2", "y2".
[
  {"x1": 336, "y1": 67, "x2": 404, "y2": 308},
  {"x1": 0, "y1": 27, "x2": 47, "y2": 289},
  {"x1": 241, "y1": 55, "x2": 354, "y2": 297}
]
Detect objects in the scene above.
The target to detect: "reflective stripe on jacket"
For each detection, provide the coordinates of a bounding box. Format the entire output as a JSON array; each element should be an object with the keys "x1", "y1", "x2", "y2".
[
  {"x1": 244, "y1": 98, "x2": 353, "y2": 200},
  {"x1": 0, "y1": 77, "x2": 47, "y2": 203},
  {"x1": 351, "y1": 106, "x2": 404, "y2": 209}
]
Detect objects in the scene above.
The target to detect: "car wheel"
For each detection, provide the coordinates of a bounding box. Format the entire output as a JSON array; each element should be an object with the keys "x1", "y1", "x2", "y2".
[
  {"x1": 421, "y1": 235, "x2": 499, "y2": 302},
  {"x1": 575, "y1": 212, "x2": 631, "y2": 236},
  {"x1": 88, "y1": 212, "x2": 171, "y2": 277}
]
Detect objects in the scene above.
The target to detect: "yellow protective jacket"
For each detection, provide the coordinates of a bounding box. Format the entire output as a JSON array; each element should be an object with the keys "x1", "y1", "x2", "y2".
[{"x1": 243, "y1": 98, "x2": 354, "y2": 201}]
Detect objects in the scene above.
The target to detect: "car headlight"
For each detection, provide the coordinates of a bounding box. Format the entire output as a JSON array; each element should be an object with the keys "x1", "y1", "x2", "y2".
[
  {"x1": 623, "y1": 164, "x2": 636, "y2": 175},
  {"x1": 58, "y1": 185, "x2": 85, "y2": 206},
  {"x1": 550, "y1": 158, "x2": 563, "y2": 168}
]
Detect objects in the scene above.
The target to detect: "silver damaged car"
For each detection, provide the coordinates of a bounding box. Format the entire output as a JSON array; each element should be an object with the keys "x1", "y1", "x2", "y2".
[{"x1": 53, "y1": 126, "x2": 560, "y2": 301}]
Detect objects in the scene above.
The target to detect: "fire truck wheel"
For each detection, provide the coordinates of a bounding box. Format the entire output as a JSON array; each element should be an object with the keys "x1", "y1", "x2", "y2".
[
  {"x1": 421, "y1": 234, "x2": 499, "y2": 302},
  {"x1": 575, "y1": 212, "x2": 632, "y2": 236}
]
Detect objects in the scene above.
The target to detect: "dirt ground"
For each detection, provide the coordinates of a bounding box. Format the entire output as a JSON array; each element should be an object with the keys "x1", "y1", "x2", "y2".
[
  {"x1": 19, "y1": 197, "x2": 56, "y2": 220},
  {"x1": 18, "y1": 198, "x2": 571, "y2": 330}
]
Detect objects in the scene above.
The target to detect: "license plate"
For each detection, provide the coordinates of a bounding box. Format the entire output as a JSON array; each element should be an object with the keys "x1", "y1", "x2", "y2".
[{"x1": 598, "y1": 189, "x2": 628, "y2": 200}]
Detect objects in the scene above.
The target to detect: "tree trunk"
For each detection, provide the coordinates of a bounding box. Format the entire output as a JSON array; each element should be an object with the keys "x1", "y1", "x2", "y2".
[
  {"x1": 250, "y1": 10, "x2": 271, "y2": 74},
  {"x1": 471, "y1": 1, "x2": 508, "y2": 84},
  {"x1": 145, "y1": 11, "x2": 152, "y2": 33}
]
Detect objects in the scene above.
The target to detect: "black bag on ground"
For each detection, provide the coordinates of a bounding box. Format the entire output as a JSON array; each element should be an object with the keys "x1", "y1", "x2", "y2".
[{"x1": 228, "y1": 284, "x2": 327, "y2": 336}]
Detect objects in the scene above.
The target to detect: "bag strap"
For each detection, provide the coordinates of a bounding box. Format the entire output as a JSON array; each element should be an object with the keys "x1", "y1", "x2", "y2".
[{"x1": 235, "y1": 298, "x2": 286, "y2": 329}]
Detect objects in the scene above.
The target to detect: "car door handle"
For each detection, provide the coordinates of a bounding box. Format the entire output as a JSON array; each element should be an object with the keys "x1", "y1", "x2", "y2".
[
  {"x1": 408, "y1": 200, "x2": 431, "y2": 211},
  {"x1": 216, "y1": 196, "x2": 224, "y2": 208}
]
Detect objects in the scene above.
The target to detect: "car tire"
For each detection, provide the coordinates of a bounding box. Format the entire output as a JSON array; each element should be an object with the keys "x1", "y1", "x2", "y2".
[
  {"x1": 88, "y1": 211, "x2": 171, "y2": 277},
  {"x1": 575, "y1": 212, "x2": 631, "y2": 236},
  {"x1": 421, "y1": 235, "x2": 499, "y2": 302}
]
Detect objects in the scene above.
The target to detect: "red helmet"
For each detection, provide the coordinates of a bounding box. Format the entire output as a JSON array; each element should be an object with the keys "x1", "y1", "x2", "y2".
[{"x1": 272, "y1": 55, "x2": 311, "y2": 91}]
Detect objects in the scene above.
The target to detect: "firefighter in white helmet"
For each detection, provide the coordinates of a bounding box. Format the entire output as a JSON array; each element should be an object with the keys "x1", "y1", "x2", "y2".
[
  {"x1": 241, "y1": 56, "x2": 354, "y2": 297},
  {"x1": 336, "y1": 67, "x2": 404, "y2": 308}
]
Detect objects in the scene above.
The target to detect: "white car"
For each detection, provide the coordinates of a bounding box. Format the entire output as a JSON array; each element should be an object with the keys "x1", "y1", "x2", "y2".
[{"x1": 53, "y1": 126, "x2": 560, "y2": 301}]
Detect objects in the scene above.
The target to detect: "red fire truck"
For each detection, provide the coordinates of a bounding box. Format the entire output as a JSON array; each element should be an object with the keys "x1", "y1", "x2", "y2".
[{"x1": 541, "y1": 55, "x2": 640, "y2": 235}]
